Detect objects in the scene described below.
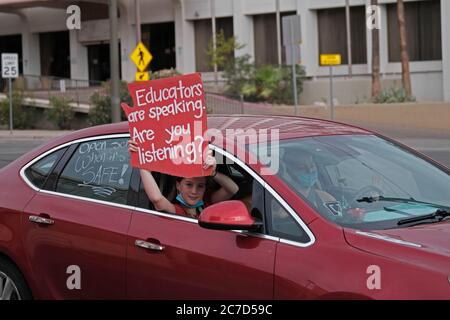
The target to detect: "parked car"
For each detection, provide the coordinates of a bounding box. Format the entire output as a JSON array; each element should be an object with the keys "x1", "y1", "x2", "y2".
[{"x1": 0, "y1": 115, "x2": 449, "y2": 300}]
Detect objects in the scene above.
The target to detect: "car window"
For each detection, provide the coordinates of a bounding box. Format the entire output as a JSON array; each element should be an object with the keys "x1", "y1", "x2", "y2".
[
  {"x1": 136, "y1": 154, "x2": 260, "y2": 223},
  {"x1": 250, "y1": 134, "x2": 450, "y2": 230},
  {"x1": 56, "y1": 138, "x2": 132, "y2": 205},
  {"x1": 25, "y1": 148, "x2": 67, "y2": 189},
  {"x1": 265, "y1": 190, "x2": 310, "y2": 243}
]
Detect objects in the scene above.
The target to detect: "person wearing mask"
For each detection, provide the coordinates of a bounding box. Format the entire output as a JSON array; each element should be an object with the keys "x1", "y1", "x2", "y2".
[{"x1": 128, "y1": 140, "x2": 239, "y2": 219}]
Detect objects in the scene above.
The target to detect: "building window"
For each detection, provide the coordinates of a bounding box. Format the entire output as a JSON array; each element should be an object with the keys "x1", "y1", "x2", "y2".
[
  {"x1": 387, "y1": 0, "x2": 442, "y2": 62},
  {"x1": 39, "y1": 31, "x2": 70, "y2": 78},
  {"x1": 142, "y1": 22, "x2": 176, "y2": 72},
  {"x1": 253, "y1": 11, "x2": 296, "y2": 66},
  {"x1": 317, "y1": 6, "x2": 367, "y2": 65},
  {"x1": 254, "y1": 13, "x2": 277, "y2": 66},
  {"x1": 194, "y1": 17, "x2": 233, "y2": 72}
]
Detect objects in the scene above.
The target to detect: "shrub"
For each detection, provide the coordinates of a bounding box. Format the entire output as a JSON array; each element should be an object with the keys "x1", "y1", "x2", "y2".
[
  {"x1": 0, "y1": 91, "x2": 34, "y2": 129},
  {"x1": 242, "y1": 64, "x2": 306, "y2": 104},
  {"x1": 151, "y1": 68, "x2": 181, "y2": 79},
  {"x1": 373, "y1": 87, "x2": 416, "y2": 104},
  {"x1": 47, "y1": 96, "x2": 75, "y2": 129},
  {"x1": 207, "y1": 32, "x2": 306, "y2": 104},
  {"x1": 88, "y1": 81, "x2": 131, "y2": 126}
]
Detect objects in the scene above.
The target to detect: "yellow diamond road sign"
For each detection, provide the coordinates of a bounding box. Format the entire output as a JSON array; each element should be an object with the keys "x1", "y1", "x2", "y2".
[
  {"x1": 131, "y1": 42, "x2": 152, "y2": 72},
  {"x1": 320, "y1": 54, "x2": 342, "y2": 66},
  {"x1": 135, "y1": 71, "x2": 149, "y2": 82}
]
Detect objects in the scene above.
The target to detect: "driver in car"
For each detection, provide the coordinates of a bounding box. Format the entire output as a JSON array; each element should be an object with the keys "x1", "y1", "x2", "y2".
[{"x1": 282, "y1": 151, "x2": 343, "y2": 218}]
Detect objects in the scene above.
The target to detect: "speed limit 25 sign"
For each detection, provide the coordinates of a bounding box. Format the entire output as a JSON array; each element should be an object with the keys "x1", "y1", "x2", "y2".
[{"x1": 2, "y1": 53, "x2": 19, "y2": 78}]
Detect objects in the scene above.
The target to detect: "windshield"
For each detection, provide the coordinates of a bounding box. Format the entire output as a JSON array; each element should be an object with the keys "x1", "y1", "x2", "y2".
[{"x1": 250, "y1": 134, "x2": 450, "y2": 230}]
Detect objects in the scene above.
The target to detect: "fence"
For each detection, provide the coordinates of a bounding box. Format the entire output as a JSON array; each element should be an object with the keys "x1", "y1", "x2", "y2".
[
  {"x1": 205, "y1": 92, "x2": 450, "y2": 134},
  {"x1": 205, "y1": 92, "x2": 287, "y2": 116},
  {"x1": 0, "y1": 74, "x2": 104, "y2": 106}
]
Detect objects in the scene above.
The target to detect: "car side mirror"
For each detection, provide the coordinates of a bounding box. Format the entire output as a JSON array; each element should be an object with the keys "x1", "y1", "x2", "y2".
[{"x1": 198, "y1": 200, "x2": 262, "y2": 231}]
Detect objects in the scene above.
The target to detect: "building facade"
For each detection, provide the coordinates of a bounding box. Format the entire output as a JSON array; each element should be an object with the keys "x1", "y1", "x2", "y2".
[{"x1": 0, "y1": 0, "x2": 448, "y2": 104}]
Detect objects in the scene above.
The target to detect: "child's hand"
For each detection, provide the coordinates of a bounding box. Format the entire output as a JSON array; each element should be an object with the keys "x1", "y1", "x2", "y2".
[
  {"x1": 128, "y1": 140, "x2": 139, "y2": 153},
  {"x1": 203, "y1": 149, "x2": 217, "y2": 174}
]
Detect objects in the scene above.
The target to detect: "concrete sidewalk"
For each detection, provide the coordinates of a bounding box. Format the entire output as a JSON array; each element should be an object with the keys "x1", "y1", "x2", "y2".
[{"x1": 0, "y1": 129, "x2": 73, "y2": 140}]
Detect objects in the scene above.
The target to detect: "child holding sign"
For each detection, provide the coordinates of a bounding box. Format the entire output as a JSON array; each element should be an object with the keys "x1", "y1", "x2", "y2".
[{"x1": 128, "y1": 140, "x2": 239, "y2": 219}]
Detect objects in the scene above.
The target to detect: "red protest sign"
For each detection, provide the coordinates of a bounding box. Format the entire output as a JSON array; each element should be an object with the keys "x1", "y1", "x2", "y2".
[{"x1": 121, "y1": 73, "x2": 211, "y2": 178}]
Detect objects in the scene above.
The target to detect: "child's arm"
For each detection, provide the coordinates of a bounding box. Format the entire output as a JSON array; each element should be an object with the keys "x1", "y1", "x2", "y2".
[
  {"x1": 128, "y1": 140, "x2": 176, "y2": 213},
  {"x1": 203, "y1": 149, "x2": 239, "y2": 204}
]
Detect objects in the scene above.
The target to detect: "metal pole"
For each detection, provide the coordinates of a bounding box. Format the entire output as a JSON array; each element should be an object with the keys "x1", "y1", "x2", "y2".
[
  {"x1": 211, "y1": 0, "x2": 218, "y2": 84},
  {"x1": 9, "y1": 77, "x2": 13, "y2": 134},
  {"x1": 76, "y1": 79, "x2": 80, "y2": 108},
  {"x1": 109, "y1": 0, "x2": 121, "y2": 123},
  {"x1": 291, "y1": 46, "x2": 298, "y2": 115},
  {"x1": 276, "y1": 0, "x2": 282, "y2": 66},
  {"x1": 135, "y1": 0, "x2": 141, "y2": 43},
  {"x1": 345, "y1": 0, "x2": 352, "y2": 77},
  {"x1": 330, "y1": 66, "x2": 334, "y2": 120},
  {"x1": 289, "y1": 19, "x2": 298, "y2": 116}
]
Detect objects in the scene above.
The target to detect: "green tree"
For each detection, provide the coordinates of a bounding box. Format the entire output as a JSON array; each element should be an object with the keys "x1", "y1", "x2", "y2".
[
  {"x1": 89, "y1": 81, "x2": 131, "y2": 126},
  {"x1": 397, "y1": 0, "x2": 412, "y2": 98},
  {"x1": 207, "y1": 31, "x2": 306, "y2": 104},
  {"x1": 371, "y1": 0, "x2": 381, "y2": 99},
  {"x1": 0, "y1": 91, "x2": 34, "y2": 129},
  {"x1": 47, "y1": 96, "x2": 75, "y2": 129},
  {"x1": 207, "y1": 30, "x2": 244, "y2": 71}
]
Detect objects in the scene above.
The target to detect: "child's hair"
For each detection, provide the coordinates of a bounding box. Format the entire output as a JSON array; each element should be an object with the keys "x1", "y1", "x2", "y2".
[{"x1": 175, "y1": 176, "x2": 214, "y2": 202}]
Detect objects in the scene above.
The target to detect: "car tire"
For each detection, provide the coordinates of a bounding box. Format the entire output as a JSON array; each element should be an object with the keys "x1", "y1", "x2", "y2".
[{"x1": 0, "y1": 257, "x2": 32, "y2": 300}]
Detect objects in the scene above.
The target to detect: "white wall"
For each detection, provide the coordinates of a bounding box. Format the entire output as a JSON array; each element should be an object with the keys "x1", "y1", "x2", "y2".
[
  {"x1": 118, "y1": 2, "x2": 137, "y2": 82},
  {"x1": 0, "y1": 11, "x2": 40, "y2": 76},
  {"x1": 0, "y1": 12, "x2": 21, "y2": 35},
  {"x1": 232, "y1": 0, "x2": 254, "y2": 60},
  {"x1": 183, "y1": 0, "x2": 233, "y2": 20},
  {"x1": 139, "y1": 0, "x2": 175, "y2": 23},
  {"x1": 0, "y1": 0, "x2": 446, "y2": 102},
  {"x1": 301, "y1": 72, "x2": 443, "y2": 105},
  {"x1": 174, "y1": 0, "x2": 196, "y2": 73},
  {"x1": 22, "y1": 7, "x2": 67, "y2": 33},
  {"x1": 243, "y1": 0, "x2": 296, "y2": 15},
  {"x1": 69, "y1": 30, "x2": 88, "y2": 81}
]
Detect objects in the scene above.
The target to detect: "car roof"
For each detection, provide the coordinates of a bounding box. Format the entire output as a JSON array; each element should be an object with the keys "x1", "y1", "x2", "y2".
[
  {"x1": 10, "y1": 115, "x2": 373, "y2": 176},
  {"x1": 58, "y1": 114, "x2": 371, "y2": 143}
]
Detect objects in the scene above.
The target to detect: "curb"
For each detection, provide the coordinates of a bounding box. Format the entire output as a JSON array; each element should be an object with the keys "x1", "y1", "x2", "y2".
[{"x1": 0, "y1": 130, "x2": 73, "y2": 140}]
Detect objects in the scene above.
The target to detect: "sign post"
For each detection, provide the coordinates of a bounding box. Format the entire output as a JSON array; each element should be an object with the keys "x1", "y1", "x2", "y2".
[
  {"x1": 130, "y1": 41, "x2": 152, "y2": 81},
  {"x1": 1, "y1": 53, "x2": 19, "y2": 134},
  {"x1": 282, "y1": 15, "x2": 302, "y2": 116},
  {"x1": 320, "y1": 54, "x2": 341, "y2": 120}
]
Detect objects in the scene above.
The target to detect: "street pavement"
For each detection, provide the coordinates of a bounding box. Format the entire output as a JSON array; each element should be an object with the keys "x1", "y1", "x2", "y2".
[
  {"x1": 0, "y1": 127, "x2": 449, "y2": 169},
  {"x1": 0, "y1": 130, "x2": 71, "y2": 169}
]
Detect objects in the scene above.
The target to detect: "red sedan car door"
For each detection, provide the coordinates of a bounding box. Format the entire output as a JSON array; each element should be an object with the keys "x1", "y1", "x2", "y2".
[
  {"x1": 21, "y1": 137, "x2": 134, "y2": 299},
  {"x1": 126, "y1": 178, "x2": 276, "y2": 299}
]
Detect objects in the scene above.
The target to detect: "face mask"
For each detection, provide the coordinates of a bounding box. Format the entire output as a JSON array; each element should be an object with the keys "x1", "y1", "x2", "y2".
[
  {"x1": 176, "y1": 194, "x2": 204, "y2": 209},
  {"x1": 298, "y1": 170, "x2": 318, "y2": 189}
]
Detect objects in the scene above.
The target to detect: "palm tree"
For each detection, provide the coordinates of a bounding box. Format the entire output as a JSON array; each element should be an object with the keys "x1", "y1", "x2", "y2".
[
  {"x1": 371, "y1": 0, "x2": 381, "y2": 98},
  {"x1": 397, "y1": 0, "x2": 412, "y2": 97}
]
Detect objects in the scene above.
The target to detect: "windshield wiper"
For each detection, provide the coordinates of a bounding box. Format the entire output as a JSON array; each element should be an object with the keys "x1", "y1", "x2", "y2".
[
  {"x1": 397, "y1": 209, "x2": 450, "y2": 226},
  {"x1": 357, "y1": 196, "x2": 450, "y2": 211},
  {"x1": 357, "y1": 196, "x2": 450, "y2": 227}
]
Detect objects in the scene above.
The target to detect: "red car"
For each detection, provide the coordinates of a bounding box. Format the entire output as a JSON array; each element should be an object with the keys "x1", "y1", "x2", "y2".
[{"x1": 0, "y1": 115, "x2": 449, "y2": 300}]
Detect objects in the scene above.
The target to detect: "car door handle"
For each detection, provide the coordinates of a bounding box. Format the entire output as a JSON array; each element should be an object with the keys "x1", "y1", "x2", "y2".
[
  {"x1": 29, "y1": 215, "x2": 55, "y2": 226},
  {"x1": 135, "y1": 239, "x2": 165, "y2": 252}
]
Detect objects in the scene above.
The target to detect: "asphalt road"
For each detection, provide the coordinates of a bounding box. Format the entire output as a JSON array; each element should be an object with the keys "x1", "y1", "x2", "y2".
[{"x1": 0, "y1": 139, "x2": 47, "y2": 169}]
